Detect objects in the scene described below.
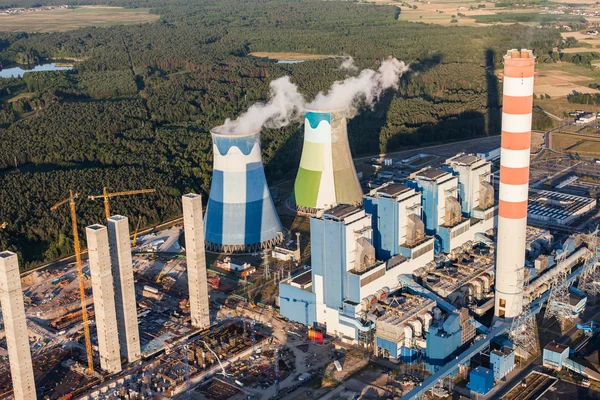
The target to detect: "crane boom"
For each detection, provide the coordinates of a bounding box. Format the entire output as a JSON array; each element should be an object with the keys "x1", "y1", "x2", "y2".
[
  {"x1": 87, "y1": 187, "x2": 156, "y2": 219},
  {"x1": 51, "y1": 190, "x2": 94, "y2": 374}
]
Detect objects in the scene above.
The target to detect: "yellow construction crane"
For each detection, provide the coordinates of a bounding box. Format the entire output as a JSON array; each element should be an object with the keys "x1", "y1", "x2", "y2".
[
  {"x1": 131, "y1": 217, "x2": 142, "y2": 247},
  {"x1": 88, "y1": 187, "x2": 156, "y2": 220},
  {"x1": 50, "y1": 190, "x2": 94, "y2": 375}
]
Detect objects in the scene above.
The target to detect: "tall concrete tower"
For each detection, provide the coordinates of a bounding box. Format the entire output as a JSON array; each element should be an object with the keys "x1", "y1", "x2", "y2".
[
  {"x1": 86, "y1": 224, "x2": 122, "y2": 373},
  {"x1": 291, "y1": 109, "x2": 363, "y2": 215},
  {"x1": 182, "y1": 193, "x2": 210, "y2": 329},
  {"x1": 107, "y1": 215, "x2": 141, "y2": 363},
  {"x1": 0, "y1": 252, "x2": 36, "y2": 400},
  {"x1": 494, "y1": 49, "x2": 535, "y2": 320},
  {"x1": 204, "y1": 129, "x2": 283, "y2": 252}
]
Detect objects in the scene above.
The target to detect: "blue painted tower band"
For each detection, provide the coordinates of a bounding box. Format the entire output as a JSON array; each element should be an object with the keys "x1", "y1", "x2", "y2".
[{"x1": 204, "y1": 129, "x2": 284, "y2": 252}]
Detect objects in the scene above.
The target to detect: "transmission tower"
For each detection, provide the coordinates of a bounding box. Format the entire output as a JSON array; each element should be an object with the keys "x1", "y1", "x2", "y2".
[
  {"x1": 578, "y1": 228, "x2": 599, "y2": 296},
  {"x1": 509, "y1": 275, "x2": 538, "y2": 355},
  {"x1": 544, "y1": 267, "x2": 574, "y2": 333}
]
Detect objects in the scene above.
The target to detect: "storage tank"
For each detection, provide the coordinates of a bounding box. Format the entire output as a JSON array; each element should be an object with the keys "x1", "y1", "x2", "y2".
[
  {"x1": 404, "y1": 325, "x2": 413, "y2": 348},
  {"x1": 291, "y1": 109, "x2": 362, "y2": 215},
  {"x1": 479, "y1": 273, "x2": 492, "y2": 292},
  {"x1": 409, "y1": 319, "x2": 423, "y2": 337},
  {"x1": 433, "y1": 307, "x2": 442, "y2": 321},
  {"x1": 420, "y1": 312, "x2": 433, "y2": 333},
  {"x1": 205, "y1": 128, "x2": 283, "y2": 252}
]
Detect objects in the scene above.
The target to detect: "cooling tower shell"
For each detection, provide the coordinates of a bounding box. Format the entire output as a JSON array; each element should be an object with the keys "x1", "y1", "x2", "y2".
[
  {"x1": 204, "y1": 129, "x2": 284, "y2": 253},
  {"x1": 291, "y1": 109, "x2": 363, "y2": 215}
]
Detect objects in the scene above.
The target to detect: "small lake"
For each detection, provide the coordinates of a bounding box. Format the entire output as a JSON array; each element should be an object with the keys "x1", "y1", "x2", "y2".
[
  {"x1": 0, "y1": 63, "x2": 73, "y2": 79},
  {"x1": 276, "y1": 60, "x2": 306, "y2": 64}
]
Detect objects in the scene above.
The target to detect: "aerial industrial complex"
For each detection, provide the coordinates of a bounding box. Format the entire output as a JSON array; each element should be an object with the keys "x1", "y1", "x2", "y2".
[{"x1": 0, "y1": 49, "x2": 599, "y2": 400}]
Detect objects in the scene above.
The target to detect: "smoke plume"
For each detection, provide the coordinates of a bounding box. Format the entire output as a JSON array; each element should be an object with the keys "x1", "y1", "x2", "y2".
[
  {"x1": 339, "y1": 56, "x2": 358, "y2": 71},
  {"x1": 217, "y1": 76, "x2": 305, "y2": 134},
  {"x1": 307, "y1": 57, "x2": 408, "y2": 113}
]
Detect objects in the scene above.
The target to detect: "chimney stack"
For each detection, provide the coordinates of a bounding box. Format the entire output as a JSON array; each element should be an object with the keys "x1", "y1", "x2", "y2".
[{"x1": 494, "y1": 49, "x2": 535, "y2": 320}]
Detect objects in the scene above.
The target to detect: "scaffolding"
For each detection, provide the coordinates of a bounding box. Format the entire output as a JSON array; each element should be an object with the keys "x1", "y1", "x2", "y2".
[
  {"x1": 510, "y1": 272, "x2": 539, "y2": 355},
  {"x1": 543, "y1": 267, "x2": 574, "y2": 333},
  {"x1": 578, "y1": 228, "x2": 599, "y2": 297}
]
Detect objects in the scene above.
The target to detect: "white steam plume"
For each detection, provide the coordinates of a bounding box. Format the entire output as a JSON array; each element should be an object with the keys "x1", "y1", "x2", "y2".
[
  {"x1": 308, "y1": 57, "x2": 409, "y2": 113},
  {"x1": 217, "y1": 76, "x2": 305, "y2": 134},
  {"x1": 339, "y1": 56, "x2": 358, "y2": 71}
]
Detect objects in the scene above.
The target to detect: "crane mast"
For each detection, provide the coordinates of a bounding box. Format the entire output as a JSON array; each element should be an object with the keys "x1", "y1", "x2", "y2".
[
  {"x1": 88, "y1": 187, "x2": 156, "y2": 220},
  {"x1": 51, "y1": 190, "x2": 94, "y2": 374}
]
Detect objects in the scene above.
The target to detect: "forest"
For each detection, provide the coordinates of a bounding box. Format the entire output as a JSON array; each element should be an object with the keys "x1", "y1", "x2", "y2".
[{"x1": 0, "y1": 0, "x2": 565, "y2": 269}]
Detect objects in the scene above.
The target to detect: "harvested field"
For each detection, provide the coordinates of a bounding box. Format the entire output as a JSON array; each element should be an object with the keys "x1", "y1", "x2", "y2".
[
  {"x1": 0, "y1": 6, "x2": 159, "y2": 32},
  {"x1": 534, "y1": 65, "x2": 600, "y2": 98},
  {"x1": 249, "y1": 52, "x2": 336, "y2": 61},
  {"x1": 551, "y1": 132, "x2": 600, "y2": 156}
]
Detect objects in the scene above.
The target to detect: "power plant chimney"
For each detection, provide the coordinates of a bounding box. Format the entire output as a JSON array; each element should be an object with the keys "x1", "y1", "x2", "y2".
[
  {"x1": 204, "y1": 129, "x2": 283, "y2": 253},
  {"x1": 291, "y1": 109, "x2": 362, "y2": 215},
  {"x1": 494, "y1": 49, "x2": 535, "y2": 320},
  {"x1": 0, "y1": 251, "x2": 36, "y2": 400}
]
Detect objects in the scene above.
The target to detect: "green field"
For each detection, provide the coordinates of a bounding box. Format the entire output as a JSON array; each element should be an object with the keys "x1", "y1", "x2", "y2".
[
  {"x1": 472, "y1": 12, "x2": 586, "y2": 23},
  {"x1": 0, "y1": 6, "x2": 159, "y2": 32}
]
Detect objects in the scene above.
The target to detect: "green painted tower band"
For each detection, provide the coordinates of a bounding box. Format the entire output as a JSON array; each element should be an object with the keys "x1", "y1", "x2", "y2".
[{"x1": 291, "y1": 109, "x2": 362, "y2": 215}]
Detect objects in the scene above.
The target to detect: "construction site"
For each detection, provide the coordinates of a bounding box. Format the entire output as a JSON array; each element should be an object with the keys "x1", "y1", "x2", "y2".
[{"x1": 0, "y1": 48, "x2": 599, "y2": 400}]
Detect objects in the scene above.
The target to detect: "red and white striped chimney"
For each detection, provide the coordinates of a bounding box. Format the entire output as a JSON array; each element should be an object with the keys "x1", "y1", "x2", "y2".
[{"x1": 494, "y1": 48, "x2": 535, "y2": 320}]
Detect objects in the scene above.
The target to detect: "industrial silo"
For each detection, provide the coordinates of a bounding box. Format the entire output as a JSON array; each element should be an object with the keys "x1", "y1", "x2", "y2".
[
  {"x1": 204, "y1": 128, "x2": 283, "y2": 253},
  {"x1": 291, "y1": 109, "x2": 362, "y2": 215}
]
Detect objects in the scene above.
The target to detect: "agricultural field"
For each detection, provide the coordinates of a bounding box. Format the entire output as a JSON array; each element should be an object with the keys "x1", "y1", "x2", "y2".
[
  {"x1": 550, "y1": 132, "x2": 600, "y2": 156},
  {"x1": 561, "y1": 31, "x2": 600, "y2": 54},
  {"x1": 534, "y1": 62, "x2": 600, "y2": 98},
  {"x1": 0, "y1": 6, "x2": 159, "y2": 32},
  {"x1": 382, "y1": 0, "x2": 567, "y2": 26}
]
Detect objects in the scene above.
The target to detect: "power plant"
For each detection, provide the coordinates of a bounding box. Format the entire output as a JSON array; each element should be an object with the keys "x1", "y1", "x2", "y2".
[
  {"x1": 204, "y1": 129, "x2": 284, "y2": 252},
  {"x1": 291, "y1": 109, "x2": 363, "y2": 215},
  {"x1": 1, "y1": 48, "x2": 600, "y2": 400},
  {"x1": 494, "y1": 48, "x2": 535, "y2": 320}
]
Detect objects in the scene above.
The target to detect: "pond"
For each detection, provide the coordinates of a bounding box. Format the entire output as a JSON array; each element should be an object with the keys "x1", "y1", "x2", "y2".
[
  {"x1": 0, "y1": 63, "x2": 73, "y2": 79},
  {"x1": 276, "y1": 60, "x2": 306, "y2": 64}
]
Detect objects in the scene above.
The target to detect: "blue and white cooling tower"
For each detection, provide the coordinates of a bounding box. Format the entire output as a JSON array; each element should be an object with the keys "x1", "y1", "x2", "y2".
[{"x1": 204, "y1": 129, "x2": 284, "y2": 253}]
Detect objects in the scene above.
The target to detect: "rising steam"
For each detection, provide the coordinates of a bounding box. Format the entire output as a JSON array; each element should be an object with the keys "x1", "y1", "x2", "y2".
[
  {"x1": 339, "y1": 56, "x2": 358, "y2": 71},
  {"x1": 217, "y1": 76, "x2": 305, "y2": 134},
  {"x1": 308, "y1": 57, "x2": 409, "y2": 113},
  {"x1": 216, "y1": 57, "x2": 408, "y2": 134}
]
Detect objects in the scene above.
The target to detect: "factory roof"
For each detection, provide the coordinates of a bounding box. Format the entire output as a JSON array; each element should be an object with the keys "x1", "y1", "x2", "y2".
[
  {"x1": 291, "y1": 271, "x2": 312, "y2": 286},
  {"x1": 447, "y1": 154, "x2": 481, "y2": 166},
  {"x1": 415, "y1": 168, "x2": 450, "y2": 181},
  {"x1": 377, "y1": 183, "x2": 411, "y2": 197},
  {"x1": 491, "y1": 346, "x2": 514, "y2": 357},
  {"x1": 323, "y1": 204, "x2": 360, "y2": 219},
  {"x1": 544, "y1": 342, "x2": 568, "y2": 354},
  {"x1": 528, "y1": 191, "x2": 596, "y2": 224}
]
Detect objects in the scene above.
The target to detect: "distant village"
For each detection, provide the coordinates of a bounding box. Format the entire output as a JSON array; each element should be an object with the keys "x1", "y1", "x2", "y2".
[{"x1": 1, "y1": 5, "x2": 72, "y2": 16}]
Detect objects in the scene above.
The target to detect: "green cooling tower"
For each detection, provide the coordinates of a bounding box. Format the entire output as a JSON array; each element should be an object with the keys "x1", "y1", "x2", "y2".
[{"x1": 291, "y1": 109, "x2": 363, "y2": 215}]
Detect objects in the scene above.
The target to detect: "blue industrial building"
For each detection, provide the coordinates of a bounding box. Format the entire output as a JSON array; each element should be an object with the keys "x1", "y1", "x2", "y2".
[
  {"x1": 425, "y1": 313, "x2": 463, "y2": 362},
  {"x1": 279, "y1": 270, "x2": 316, "y2": 326},
  {"x1": 468, "y1": 366, "x2": 494, "y2": 395},
  {"x1": 409, "y1": 168, "x2": 459, "y2": 236},
  {"x1": 490, "y1": 347, "x2": 515, "y2": 380},
  {"x1": 543, "y1": 342, "x2": 569, "y2": 370},
  {"x1": 364, "y1": 183, "x2": 430, "y2": 261}
]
